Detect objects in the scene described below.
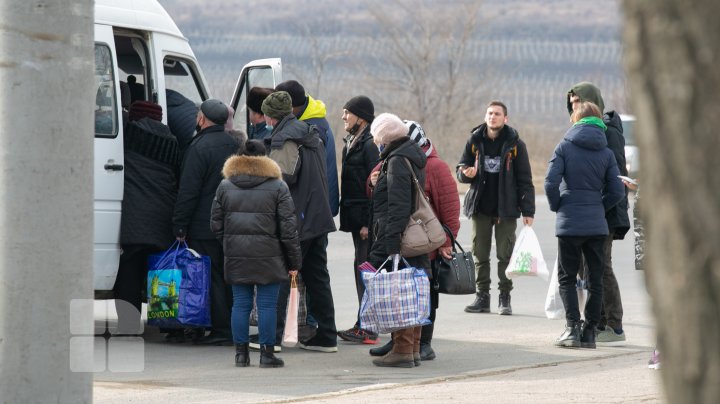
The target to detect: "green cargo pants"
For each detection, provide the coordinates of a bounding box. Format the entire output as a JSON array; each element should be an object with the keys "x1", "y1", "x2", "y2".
[{"x1": 471, "y1": 213, "x2": 517, "y2": 293}]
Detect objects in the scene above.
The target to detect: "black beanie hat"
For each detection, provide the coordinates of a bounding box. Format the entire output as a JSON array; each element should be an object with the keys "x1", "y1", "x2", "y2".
[
  {"x1": 343, "y1": 95, "x2": 375, "y2": 123},
  {"x1": 200, "y1": 99, "x2": 229, "y2": 125},
  {"x1": 275, "y1": 80, "x2": 306, "y2": 107},
  {"x1": 247, "y1": 87, "x2": 274, "y2": 113},
  {"x1": 242, "y1": 139, "x2": 266, "y2": 157}
]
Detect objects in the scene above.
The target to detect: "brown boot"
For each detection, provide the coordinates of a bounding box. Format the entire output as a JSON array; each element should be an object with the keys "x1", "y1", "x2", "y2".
[
  {"x1": 412, "y1": 326, "x2": 421, "y2": 366},
  {"x1": 372, "y1": 352, "x2": 414, "y2": 368}
]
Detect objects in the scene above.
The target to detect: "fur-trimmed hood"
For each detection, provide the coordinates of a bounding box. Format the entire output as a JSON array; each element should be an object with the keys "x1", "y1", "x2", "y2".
[{"x1": 222, "y1": 155, "x2": 282, "y2": 182}]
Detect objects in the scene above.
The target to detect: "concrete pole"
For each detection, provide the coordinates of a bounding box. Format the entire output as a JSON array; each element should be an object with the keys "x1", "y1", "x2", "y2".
[{"x1": 0, "y1": 1, "x2": 94, "y2": 402}]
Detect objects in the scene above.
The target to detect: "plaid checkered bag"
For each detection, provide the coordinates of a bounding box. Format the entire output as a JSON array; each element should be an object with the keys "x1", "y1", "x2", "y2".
[{"x1": 359, "y1": 256, "x2": 431, "y2": 334}]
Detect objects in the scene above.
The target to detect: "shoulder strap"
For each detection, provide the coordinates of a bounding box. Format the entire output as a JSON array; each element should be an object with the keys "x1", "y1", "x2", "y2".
[
  {"x1": 401, "y1": 157, "x2": 430, "y2": 215},
  {"x1": 401, "y1": 157, "x2": 420, "y2": 185},
  {"x1": 441, "y1": 223, "x2": 465, "y2": 253}
]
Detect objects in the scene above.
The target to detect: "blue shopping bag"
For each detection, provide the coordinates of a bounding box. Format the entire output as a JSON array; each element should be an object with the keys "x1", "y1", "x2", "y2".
[
  {"x1": 147, "y1": 241, "x2": 211, "y2": 328},
  {"x1": 359, "y1": 256, "x2": 431, "y2": 334}
]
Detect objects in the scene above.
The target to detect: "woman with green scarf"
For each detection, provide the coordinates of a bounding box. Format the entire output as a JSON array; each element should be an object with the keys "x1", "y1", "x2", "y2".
[{"x1": 544, "y1": 101, "x2": 625, "y2": 350}]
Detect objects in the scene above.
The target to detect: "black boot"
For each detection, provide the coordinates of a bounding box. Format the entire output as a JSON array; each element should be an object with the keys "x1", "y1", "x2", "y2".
[
  {"x1": 420, "y1": 324, "x2": 436, "y2": 360},
  {"x1": 235, "y1": 343, "x2": 250, "y2": 367},
  {"x1": 498, "y1": 292, "x2": 512, "y2": 315},
  {"x1": 555, "y1": 321, "x2": 582, "y2": 348},
  {"x1": 369, "y1": 338, "x2": 393, "y2": 356},
  {"x1": 581, "y1": 322, "x2": 597, "y2": 349},
  {"x1": 259, "y1": 345, "x2": 284, "y2": 368},
  {"x1": 464, "y1": 291, "x2": 490, "y2": 313}
]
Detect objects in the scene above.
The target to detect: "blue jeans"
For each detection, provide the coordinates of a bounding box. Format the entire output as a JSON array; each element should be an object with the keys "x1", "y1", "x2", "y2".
[{"x1": 231, "y1": 283, "x2": 280, "y2": 345}]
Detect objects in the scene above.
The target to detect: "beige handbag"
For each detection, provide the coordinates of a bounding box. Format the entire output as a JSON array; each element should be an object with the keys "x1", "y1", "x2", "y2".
[{"x1": 400, "y1": 158, "x2": 446, "y2": 257}]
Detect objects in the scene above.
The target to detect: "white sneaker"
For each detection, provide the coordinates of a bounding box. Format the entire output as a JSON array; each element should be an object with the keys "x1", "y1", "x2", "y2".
[
  {"x1": 297, "y1": 342, "x2": 338, "y2": 353},
  {"x1": 595, "y1": 327, "x2": 626, "y2": 347}
]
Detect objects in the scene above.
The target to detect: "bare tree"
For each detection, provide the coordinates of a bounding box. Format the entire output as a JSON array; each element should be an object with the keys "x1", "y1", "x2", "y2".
[
  {"x1": 357, "y1": 0, "x2": 484, "y2": 161},
  {"x1": 623, "y1": 1, "x2": 720, "y2": 402},
  {"x1": 285, "y1": 21, "x2": 350, "y2": 98}
]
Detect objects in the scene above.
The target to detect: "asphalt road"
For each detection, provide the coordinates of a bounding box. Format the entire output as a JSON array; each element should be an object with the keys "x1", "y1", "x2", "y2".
[{"x1": 94, "y1": 195, "x2": 656, "y2": 403}]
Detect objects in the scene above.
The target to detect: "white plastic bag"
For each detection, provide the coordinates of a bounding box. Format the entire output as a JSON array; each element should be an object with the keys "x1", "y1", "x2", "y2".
[
  {"x1": 505, "y1": 226, "x2": 549, "y2": 280},
  {"x1": 544, "y1": 255, "x2": 564, "y2": 319},
  {"x1": 544, "y1": 255, "x2": 588, "y2": 320}
]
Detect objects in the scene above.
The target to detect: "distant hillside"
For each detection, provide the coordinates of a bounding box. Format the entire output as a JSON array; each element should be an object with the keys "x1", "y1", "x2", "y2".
[
  {"x1": 158, "y1": 0, "x2": 626, "y2": 111},
  {"x1": 158, "y1": 0, "x2": 627, "y2": 173}
]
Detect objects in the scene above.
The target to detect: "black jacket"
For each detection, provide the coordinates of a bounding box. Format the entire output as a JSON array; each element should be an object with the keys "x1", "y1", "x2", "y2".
[
  {"x1": 265, "y1": 115, "x2": 336, "y2": 241},
  {"x1": 603, "y1": 111, "x2": 631, "y2": 239},
  {"x1": 368, "y1": 138, "x2": 428, "y2": 267},
  {"x1": 120, "y1": 118, "x2": 180, "y2": 249},
  {"x1": 457, "y1": 124, "x2": 535, "y2": 219},
  {"x1": 165, "y1": 89, "x2": 198, "y2": 155},
  {"x1": 173, "y1": 125, "x2": 239, "y2": 240},
  {"x1": 339, "y1": 125, "x2": 379, "y2": 233},
  {"x1": 211, "y1": 155, "x2": 302, "y2": 285}
]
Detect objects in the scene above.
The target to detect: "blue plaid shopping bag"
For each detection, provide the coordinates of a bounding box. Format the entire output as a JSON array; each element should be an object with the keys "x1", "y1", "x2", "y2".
[{"x1": 359, "y1": 256, "x2": 431, "y2": 334}]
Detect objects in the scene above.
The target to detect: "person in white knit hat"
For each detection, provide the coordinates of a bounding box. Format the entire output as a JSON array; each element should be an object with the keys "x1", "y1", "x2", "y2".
[{"x1": 366, "y1": 113, "x2": 430, "y2": 368}]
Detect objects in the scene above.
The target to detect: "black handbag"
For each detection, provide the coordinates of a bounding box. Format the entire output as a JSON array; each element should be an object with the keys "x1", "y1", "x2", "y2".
[{"x1": 433, "y1": 225, "x2": 476, "y2": 295}]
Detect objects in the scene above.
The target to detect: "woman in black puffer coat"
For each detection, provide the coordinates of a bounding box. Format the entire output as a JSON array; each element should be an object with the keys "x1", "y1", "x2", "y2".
[
  {"x1": 211, "y1": 140, "x2": 302, "y2": 368},
  {"x1": 367, "y1": 113, "x2": 429, "y2": 369}
]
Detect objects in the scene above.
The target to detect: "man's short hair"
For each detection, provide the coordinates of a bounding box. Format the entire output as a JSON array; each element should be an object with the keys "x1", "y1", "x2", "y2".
[{"x1": 487, "y1": 100, "x2": 508, "y2": 116}]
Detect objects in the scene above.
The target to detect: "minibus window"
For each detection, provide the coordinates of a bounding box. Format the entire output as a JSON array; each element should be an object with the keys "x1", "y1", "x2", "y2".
[
  {"x1": 94, "y1": 44, "x2": 118, "y2": 138},
  {"x1": 164, "y1": 57, "x2": 204, "y2": 105},
  {"x1": 232, "y1": 66, "x2": 275, "y2": 135}
]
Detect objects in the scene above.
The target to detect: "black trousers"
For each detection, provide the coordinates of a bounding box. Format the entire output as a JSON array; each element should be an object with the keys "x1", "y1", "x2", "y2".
[
  {"x1": 557, "y1": 236, "x2": 605, "y2": 326},
  {"x1": 114, "y1": 244, "x2": 160, "y2": 334},
  {"x1": 276, "y1": 234, "x2": 337, "y2": 346},
  {"x1": 189, "y1": 239, "x2": 232, "y2": 337},
  {"x1": 579, "y1": 232, "x2": 625, "y2": 330},
  {"x1": 351, "y1": 231, "x2": 370, "y2": 305}
]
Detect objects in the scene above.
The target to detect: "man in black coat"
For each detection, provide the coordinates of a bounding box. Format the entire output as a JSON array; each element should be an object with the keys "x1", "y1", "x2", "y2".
[
  {"x1": 566, "y1": 82, "x2": 631, "y2": 346},
  {"x1": 173, "y1": 99, "x2": 239, "y2": 345},
  {"x1": 457, "y1": 101, "x2": 535, "y2": 316},
  {"x1": 337, "y1": 95, "x2": 380, "y2": 343},
  {"x1": 261, "y1": 91, "x2": 339, "y2": 352}
]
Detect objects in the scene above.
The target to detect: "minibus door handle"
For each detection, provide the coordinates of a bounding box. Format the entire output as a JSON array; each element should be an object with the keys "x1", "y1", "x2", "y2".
[{"x1": 104, "y1": 163, "x2": 124, "y2": 171}]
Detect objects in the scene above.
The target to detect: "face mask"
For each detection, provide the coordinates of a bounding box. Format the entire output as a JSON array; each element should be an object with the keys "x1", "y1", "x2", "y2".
[{"x1": 266, "y1": 124, "x2": 274, "y2": 131}]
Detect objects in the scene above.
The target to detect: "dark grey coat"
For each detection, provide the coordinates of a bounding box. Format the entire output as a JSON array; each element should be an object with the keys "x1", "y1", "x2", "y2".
[
  {"x1": 211, "y1": 155, "x2": 302, "y2": 285},
  {"x1": 120, "y1": 118, "x2": 180, "y2": 249},
  {"x1": 173, "y1": 125, "x2": 239, "y2": 240},
  {"x1": 265, "y1": 114, "x2": 336, "y2": 241}
]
